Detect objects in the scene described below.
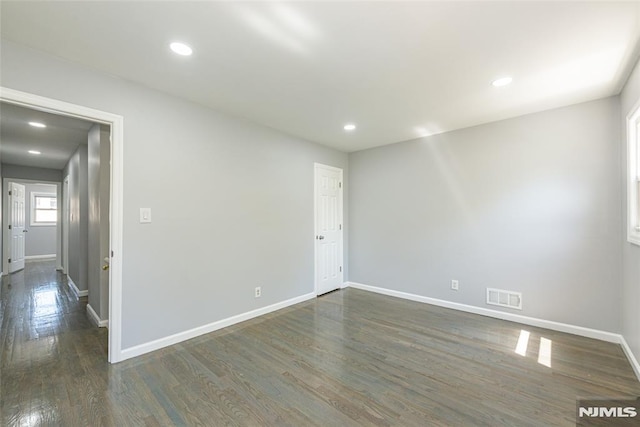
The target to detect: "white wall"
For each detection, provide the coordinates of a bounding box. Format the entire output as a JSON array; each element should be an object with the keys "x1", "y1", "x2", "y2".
[
  {"x1": 24, "y1": 183, "x2": 57, "y2": 257},
  {"x1": 0, "y1": 40, "x2": 348, "y2": 351},
  {"x1": 620, "y1": 57, "x2": 640, "y2": 368},
  {"x1": 349, "y1": 97, "x2": 622, "y2": 332}
]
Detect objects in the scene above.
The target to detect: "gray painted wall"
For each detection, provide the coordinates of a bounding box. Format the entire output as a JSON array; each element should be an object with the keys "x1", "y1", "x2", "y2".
[
  {"x1": 24, "y1": 183, "x2": 57, "y2": 256},
  {"x1": 98, "y1": 128, "x2": 110, "y2": 319},
  {"x1": 349, "y1": 97, "x2": 622, "y2": 332},
  {"x1": 620, "y1": 58, "x2": 640, "y2": 366},
  {"x1": 0, "y1": 40, "x2": 348, "y2": 349},
  {"x1": 0, "y1": 162, "x2": 2, "y2": 274},
  {"x1": 63, "y1": 145, "x2": 88, "y2": 292},
  {"x1": 88, "y1": 124, "x2": 110, "y2": 320},
  {"x1": 1, "y1": 163, "x2": 62, "y2": 182}
]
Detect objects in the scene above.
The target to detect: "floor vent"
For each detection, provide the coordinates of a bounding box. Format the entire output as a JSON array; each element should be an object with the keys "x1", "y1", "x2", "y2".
[{"x1": 486, "y1": 288, "x2": 522, "y2": 310}]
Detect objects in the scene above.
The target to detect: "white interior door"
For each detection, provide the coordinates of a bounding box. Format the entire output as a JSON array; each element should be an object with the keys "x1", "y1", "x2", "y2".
[
  {"x1": 9, "y1": 182, "x2": 26, "y2": 273},
  {"x1": 315, "y1": 164, "x2": 343, "y2": 295}
]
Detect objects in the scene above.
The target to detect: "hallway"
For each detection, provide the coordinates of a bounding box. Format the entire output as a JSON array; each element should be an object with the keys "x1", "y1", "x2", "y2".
[{"x1": 0, "y1": 259, "x2": 108, "y2": 425}]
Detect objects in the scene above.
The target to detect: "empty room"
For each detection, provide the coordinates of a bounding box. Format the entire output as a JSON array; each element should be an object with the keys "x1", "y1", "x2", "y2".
[{"x1": 1, "y1": 1, "x2": 640, "y2": 426}]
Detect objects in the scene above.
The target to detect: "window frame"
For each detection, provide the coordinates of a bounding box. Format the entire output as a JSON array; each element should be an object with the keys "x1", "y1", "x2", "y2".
[
  {"x1": 30, "y1": 191, "x2": 57, "y2": 226},
  {"x1": 627, "y1": 98, "x2": 640, "y2": 246}
]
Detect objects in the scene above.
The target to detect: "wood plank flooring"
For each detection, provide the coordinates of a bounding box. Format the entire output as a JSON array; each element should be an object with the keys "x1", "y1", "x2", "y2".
[{"x1": 2, "y1": 260, "x2": 639, "y2": 426}]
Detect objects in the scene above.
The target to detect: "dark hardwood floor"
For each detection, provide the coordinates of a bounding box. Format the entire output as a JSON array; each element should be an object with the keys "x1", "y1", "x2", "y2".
[{"x1": 2, "y1": 260, "x2": 639, "y2": 426}]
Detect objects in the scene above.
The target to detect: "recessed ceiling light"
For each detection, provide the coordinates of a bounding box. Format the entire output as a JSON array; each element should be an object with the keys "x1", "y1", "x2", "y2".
[
  {"x1": 28, "y1": 121, "x2": 46, "y2": 128},
  {"x1": 492, "y1": 77, "x2": 513, "y2": 87},
  {"x1": 28, "y1": 150, "x2": 41, "y2": 155},
  {"x1": 170, "y1": 42, "x2": 193, "y2": 56},
  {"x1": 343, "y1": 123, "x2": 356, "y2": 131}
]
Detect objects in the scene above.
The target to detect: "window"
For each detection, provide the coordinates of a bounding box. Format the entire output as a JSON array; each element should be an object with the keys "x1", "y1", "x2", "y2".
[
  {"x1": 31, "y1": 192, "x2": 57, "y2": 226},
  {"x1": 628, "y1": 100, "x2": 640, "y2": 246}
]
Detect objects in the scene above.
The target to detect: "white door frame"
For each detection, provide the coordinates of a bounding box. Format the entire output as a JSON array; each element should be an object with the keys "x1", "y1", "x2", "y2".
[
  {"x1": 2, "y1": 178, "x2": 62, "y2": 273},
  {"x1": 313, "y1": 163, "x2": 344, "y2": 295},
  {"x1": 0, "y1": 87, "x2": 124, "y2": 363},
  {"x1": 62, "y1": 176, "x2": 69, "y2": 274}
]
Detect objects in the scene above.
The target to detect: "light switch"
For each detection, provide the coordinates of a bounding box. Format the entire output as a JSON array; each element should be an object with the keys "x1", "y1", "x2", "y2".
[{"x1": 140, "y1": 208, "x2": 151, "y2": 223}]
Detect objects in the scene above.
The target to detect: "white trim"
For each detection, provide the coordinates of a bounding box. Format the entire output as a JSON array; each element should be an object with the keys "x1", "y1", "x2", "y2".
[
  {"x1": 67, "y1": 276, "x2": 88, "y2": 298},
  {"x1": 620, "y1": 336, "x2": 640, "y2": 381},
  {"x1": 0, "y1": 87, "x2": 125, "y2": 363},
  {"x1": 87, "y1": 304, "x2": 109, "y2": 328},
  {"x1": 62, "y1": 175, "x2": 69, "y2": 275},
  {"x1": 120, "y1": 292, "x2": 316, "y2": 361},
  {"x1": 25, "y1": 254, "x2": 56, "y2": 260},
  {"x1": 627, "y1": 96, "x2": 640, "y2": 246},
  {"x1": 343, "y1": 282, "x2": 621, "y2": 343},
  {"x1": 314, "y1": 163, "x2": 344, "y2": 296},
  {"x1": 29, "y1": 191, "x2": 57, "y2": 226},
  {"x1": 314, "y1": 163, "x2": 344, "y2": 173}
]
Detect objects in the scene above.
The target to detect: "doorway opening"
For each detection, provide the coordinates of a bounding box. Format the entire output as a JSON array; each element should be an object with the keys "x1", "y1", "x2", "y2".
[
  {"x1": 0, "y1": 87, "x2": 124, "y2": 363},
  {"x1": 3, "y1": 178, "x2": 61, "y2": 274}
]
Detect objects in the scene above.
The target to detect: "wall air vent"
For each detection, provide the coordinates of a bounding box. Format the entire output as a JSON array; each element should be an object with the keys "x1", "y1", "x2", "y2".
[{"x1": 486, "y1": 288, "x2": 522, "y2": 310}]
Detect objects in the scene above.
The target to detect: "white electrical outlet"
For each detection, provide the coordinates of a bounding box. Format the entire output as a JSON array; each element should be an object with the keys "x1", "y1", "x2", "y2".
[
  {"x1": 255, "y1": 287, "x2": 261, "y2": 298},
  {"x1": 451, "y1": 280, "x2": 459, "y2": 291}
]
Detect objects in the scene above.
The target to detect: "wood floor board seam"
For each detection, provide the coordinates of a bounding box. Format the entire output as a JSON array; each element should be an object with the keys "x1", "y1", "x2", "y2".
[{"x1": 3, "y1": 261, "x2": 640, "y2": 426}]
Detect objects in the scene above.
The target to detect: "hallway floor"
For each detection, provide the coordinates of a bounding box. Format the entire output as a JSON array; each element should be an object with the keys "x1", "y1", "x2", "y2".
[{"x1": 0, "y1": 260, "x2": 108, "y2": 425}]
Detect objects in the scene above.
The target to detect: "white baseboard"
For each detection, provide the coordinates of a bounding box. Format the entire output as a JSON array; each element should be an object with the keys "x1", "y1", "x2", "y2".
[
  {"x1": 87, "y1": 303, "x2": 108, "y2": 328},
  {"x1": 67, "y1": 276, "x2": 88, "y2": 298},
  {"x1": 620, "y1": 336, "x2": 640, "y2": 381},
  {"x1": 344, "y1": 282, "x2": 621, "y2": 343},
  {"x1": 120, "y1": 292, "x2": 317, "y2": 361},
  {"x1": 25, "y1": 254, "x2": 56, "y2": 260}
]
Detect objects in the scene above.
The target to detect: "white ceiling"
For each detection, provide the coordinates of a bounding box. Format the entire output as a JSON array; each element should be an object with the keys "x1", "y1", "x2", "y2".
[
  {"x1": 0, "y1": 102, "x2": 94, "y2": 170},
  {"x1": 1, "y1": 1, "x2": 639, "y2": 153}
]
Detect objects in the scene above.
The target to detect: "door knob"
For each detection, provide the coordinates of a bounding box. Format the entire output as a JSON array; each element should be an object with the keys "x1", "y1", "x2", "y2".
[
  {"x1": 318, "y1": 235, "x2": 325, "y2": 240},
  {"x1": 23, "y1": 229, "x2": 28, "y2": 232},
  {"x1": 102, "y1": 264, "x2": 109, "y2": 271}
]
